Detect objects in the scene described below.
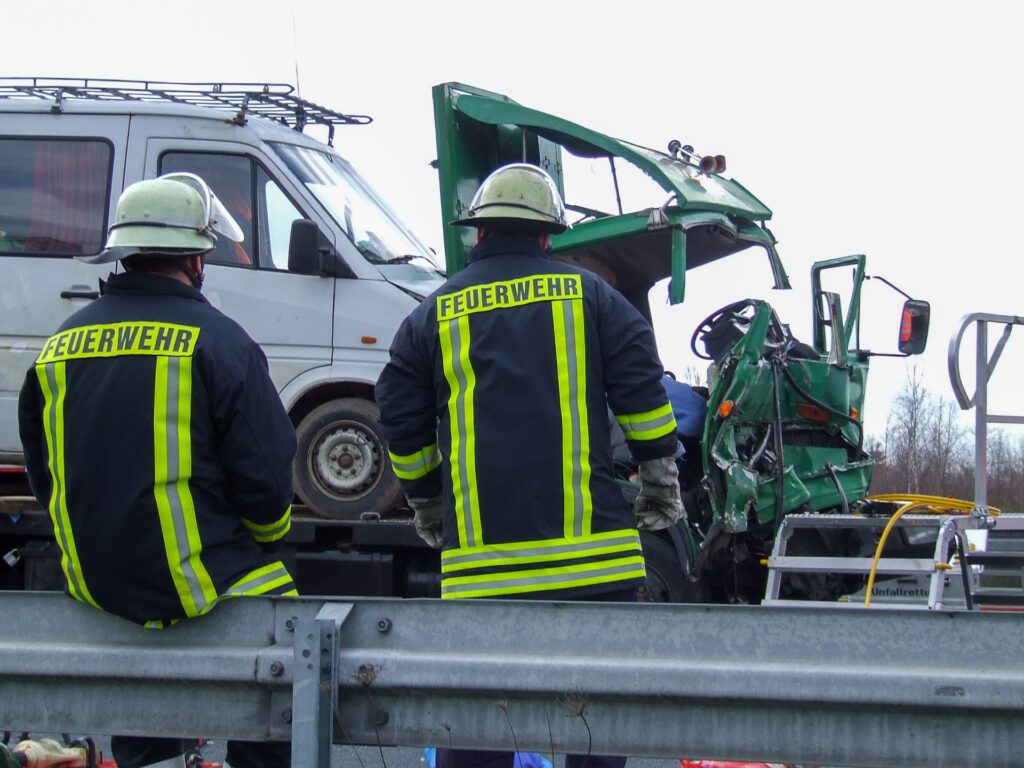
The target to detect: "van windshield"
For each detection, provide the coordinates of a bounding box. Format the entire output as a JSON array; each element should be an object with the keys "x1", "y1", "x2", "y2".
[{"x1": 272, "y1": 142, "x2": 441, "y2": 270}]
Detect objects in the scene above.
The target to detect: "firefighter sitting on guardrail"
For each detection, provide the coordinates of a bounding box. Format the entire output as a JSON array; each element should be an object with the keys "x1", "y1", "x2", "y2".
[{"x1": 18, "y1": 173, "x2": 297, "y2": 768}]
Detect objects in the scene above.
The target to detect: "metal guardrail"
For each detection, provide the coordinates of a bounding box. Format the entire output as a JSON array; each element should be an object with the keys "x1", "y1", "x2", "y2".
[
  {"x1": 2, "y1": 592, "x2": 1024, "y2": 768},
  {"x1": 948, "y1": 312, "x2": 1024, "y2": 505}
]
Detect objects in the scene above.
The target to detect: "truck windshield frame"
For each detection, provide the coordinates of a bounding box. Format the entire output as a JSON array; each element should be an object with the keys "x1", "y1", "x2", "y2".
[{"x1": 271, "y1": 142, "x2": 441, "y2": 271}]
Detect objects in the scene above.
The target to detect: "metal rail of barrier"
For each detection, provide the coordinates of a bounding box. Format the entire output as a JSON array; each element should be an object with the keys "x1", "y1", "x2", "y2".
[
  {"x1": 949, "y1": 312, "x2": 1024, "y2": 505},
  {"x1": 1, "y1": 592, "x2": 1023, "y2": 768}
]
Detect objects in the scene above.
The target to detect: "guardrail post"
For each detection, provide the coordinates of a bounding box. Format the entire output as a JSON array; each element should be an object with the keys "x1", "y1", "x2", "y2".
[{"x1": 291, "y1": 602, "x2": 352, "y2": 768}]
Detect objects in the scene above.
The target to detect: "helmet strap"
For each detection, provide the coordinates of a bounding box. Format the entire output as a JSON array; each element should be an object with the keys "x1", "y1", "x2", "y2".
[{"x1": 179, "y1": 254, "x2": 206, "y2": 290}]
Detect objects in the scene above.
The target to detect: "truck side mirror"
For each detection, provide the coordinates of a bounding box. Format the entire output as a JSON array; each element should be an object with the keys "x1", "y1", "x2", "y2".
[
  {"x1": 897, "y1": 299, "x2": 930, "y2": 355},
  {"x1": 288, "y1": 219, "x2": 352, "y2": 277}
]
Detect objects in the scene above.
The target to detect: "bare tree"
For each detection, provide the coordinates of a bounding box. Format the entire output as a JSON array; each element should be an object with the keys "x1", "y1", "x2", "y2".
[
  {"x1": 885, "y1": 366, "x2": 930, "y2": 494},
  {"x1": 872, "y1": 367, "x2": 972, "y2": 500}
]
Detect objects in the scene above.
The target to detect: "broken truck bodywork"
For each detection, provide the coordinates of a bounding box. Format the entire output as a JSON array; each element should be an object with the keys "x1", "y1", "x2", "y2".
[{"x1": 432, "y1": 82, "x2": 915, "y2": 603}]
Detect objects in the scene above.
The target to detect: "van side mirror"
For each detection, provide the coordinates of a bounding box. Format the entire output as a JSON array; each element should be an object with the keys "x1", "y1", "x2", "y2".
[
  {"x1": 288, "y1": 219, "x2": 323, "y2": 274},
  {"x1": 897, "y1": 299, "x2": 930, "y2": 355},
  {"x1": 288, "y1": 219, "x2": 351, "y2": 277}
]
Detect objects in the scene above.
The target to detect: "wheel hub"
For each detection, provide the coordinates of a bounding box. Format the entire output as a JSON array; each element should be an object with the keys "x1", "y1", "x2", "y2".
[{"x1": 311, "y1": 422, "x2": 381, "y2": 497}]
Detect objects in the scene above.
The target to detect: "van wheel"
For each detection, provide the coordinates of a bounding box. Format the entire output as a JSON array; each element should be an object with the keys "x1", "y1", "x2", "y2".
[
  {"x1": 293, "y1": 398, "x2": 404, "y2": 519},
  {"x1": 638, "y1": 532, "x2": 703, "y2": 603}
]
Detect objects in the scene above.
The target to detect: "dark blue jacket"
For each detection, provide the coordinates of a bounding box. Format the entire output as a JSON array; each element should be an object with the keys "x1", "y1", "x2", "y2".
[
  {"x1": 19, "y1": 271, "x2": 297, "y2": 626},
  {"x1": 376, "y1": 236, "x2": 677, "y2": 599}
]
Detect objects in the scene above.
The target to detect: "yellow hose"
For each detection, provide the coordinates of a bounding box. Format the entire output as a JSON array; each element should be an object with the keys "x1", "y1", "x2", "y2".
[{"x1": 861, "y1": 495, "x2": 1000, "y2": 608}]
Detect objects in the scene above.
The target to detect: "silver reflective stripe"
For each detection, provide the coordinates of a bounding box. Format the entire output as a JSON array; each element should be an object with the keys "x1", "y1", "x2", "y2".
[
  {"x1": 619, "y1": 410, "x2": 675, "y2": 436},
  {"x1": 560, "y1": 299, "x2": 586, "y2": 537},
  {"x1": 447, "y1": 318, "x2": 478, "y2": 548},
  {"x1": 443, "y1": 560, "x2": 644, "y2": 596},
  {"x1": 162, "y1": 357, "x2": 209, "y2": 614},
  {"x1": 242, "y1": 515, "x2": 290, "y2": 541},
  {"x1": 225, "y1": 563, "x2": 292, "y2": 596},
  {"x1": 442, "y1": 533, "x2": 641, "y2": 568},
  {"x1": 391, "y1": 445, "x2": 441, "y2": 477}
]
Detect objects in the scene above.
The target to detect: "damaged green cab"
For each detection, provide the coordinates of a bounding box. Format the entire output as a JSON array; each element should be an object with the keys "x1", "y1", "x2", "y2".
[{"x1": 432, "y1": 82, "x2": 928, "y2": 603}]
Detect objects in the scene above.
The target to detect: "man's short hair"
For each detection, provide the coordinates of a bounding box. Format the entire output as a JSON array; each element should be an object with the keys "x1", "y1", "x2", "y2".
[
  {"x1": 479, "y1": 223, "x2": 550, "y2": 240},
  {"x1": 121, "y1": 251, "x2": 197, "y2": 273}
]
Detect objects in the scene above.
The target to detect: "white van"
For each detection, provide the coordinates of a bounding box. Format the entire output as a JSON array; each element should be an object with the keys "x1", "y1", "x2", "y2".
[{"x1": 0, "y1": 78, "x2": 445, "y2": 519}]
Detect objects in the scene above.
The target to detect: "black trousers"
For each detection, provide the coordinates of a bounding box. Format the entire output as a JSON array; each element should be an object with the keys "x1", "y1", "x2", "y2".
[
  {"x1": 111, "y1": 736, "x2": 290, "y2": 768},
  {"x1": 434, "y1": 585, "x2": 636, "y2": 768}
]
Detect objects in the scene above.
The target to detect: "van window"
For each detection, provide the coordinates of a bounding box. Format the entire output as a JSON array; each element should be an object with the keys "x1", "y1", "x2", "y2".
[
  {"x1": 0, "y1": 138, "x2": 111, "y2": 257},
  {"x1": 160, "y1": 151, "x2": 304, "y2": 271},
  {"x1": 160, "y1": 152, "x2": 256, "y2": 266},
  {"x1": 271, "y1": 142, "x2": 440, "y2": 270},
  {"x1": 258, "y1": 166, "x2": 302, "y2": 270}
]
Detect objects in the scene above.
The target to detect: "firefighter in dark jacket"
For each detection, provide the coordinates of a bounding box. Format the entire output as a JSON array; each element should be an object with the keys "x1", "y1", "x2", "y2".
[
  {"x1": 18, "y1": 173, "x2": 296, "y2": 768},
  {"x1": 376, "y1": 163, "x2": 682, "y2": 768}
]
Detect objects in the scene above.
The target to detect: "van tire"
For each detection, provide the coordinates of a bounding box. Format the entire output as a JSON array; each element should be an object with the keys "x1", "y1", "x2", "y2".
[{"x1": 293, "y1": 398, "x2": 404, "y2": 519}]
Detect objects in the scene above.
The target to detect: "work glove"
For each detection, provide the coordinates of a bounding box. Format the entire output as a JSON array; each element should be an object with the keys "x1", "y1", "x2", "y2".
[
  {"x1": 632, "y1": 457, "x2": 684, "y2": 531},
  {"x1": 407, "y1": 496, "x2": 444, "y2": 549}
]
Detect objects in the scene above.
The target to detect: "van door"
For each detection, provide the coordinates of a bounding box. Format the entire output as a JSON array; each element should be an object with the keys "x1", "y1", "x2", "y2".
[
  {"x1": 144, "y1": 141, "x2": 335, "y2": 395},
  {"x1": 0, "y1": 115, "x2": 129, "y2": 462}
]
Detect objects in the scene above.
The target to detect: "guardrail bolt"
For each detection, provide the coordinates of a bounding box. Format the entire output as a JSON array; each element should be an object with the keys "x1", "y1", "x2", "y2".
[
  {"x1": 377, "y1": 618, "x2": 392, "y2": 633},
  {"x1": 373, "y1": 710, "x2": 389, "y2": 726},
  {"x1": 281, "y1": 708, "x2": 293, "y2": 724},
  {"x1": 284, "y1": 618, "x2": 296, "y2": 632},
  {"x1": 269, "y1": 661, "x2": 284, "y2": 677}
]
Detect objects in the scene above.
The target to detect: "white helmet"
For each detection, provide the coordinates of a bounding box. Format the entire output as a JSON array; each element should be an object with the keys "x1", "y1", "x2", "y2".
[
  {"x1": 83, "y1": 172, "x2": 243, "y2": 264},
  {"x1": 451, "y1": 163, "x2": 568, "y2": 234}
]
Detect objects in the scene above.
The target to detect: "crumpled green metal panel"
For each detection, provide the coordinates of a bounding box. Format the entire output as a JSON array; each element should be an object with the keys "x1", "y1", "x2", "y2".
[
  {"x1": 703, "y1": 304, "x2": 872, "y2": 532},
  {"x1": 431, "y1": 82, "x2": 781, "y2": 285}
]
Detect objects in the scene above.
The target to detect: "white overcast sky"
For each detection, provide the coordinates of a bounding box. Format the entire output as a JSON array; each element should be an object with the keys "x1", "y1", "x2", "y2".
[{"x1": 5, "y1": 0, "x2": 1023, "y2": 439}]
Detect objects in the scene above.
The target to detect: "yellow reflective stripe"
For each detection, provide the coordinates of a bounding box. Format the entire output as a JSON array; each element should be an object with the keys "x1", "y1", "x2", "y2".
[
  {"x1": 143, "y1": 564, "x2": 296, "y2": 626},
  {"x1": 442, "y1": 529, "x2": 640, "y2": 560},
  {"x1": 36, "y1": 362, "x2": 98, "y2": 608},
  {"x1": 441, "y1": 530, "x2": 642, "y2": 573},
  {"x1": 551, "y1": 298, "x2": 592, "y2": 538},
  {"x1": 143, "y1": 619, "x2": 179, "y2": 629},
  {"x1": 437, "y1": 274, "x2": 583, "y2": 321},
  {"x1": 389, "y1": 444, "x2": 442, "y2": 480},
  {"x1": 440, "y1": 315, "x2": 481, "y2": 548},
  {"x1": 153, "y1": 356, "x2": 217, "y2": 618},
  {"x1": 570, "y1": 297, "x2": 592, "y2": 534},
  {"x1": 241, "y1": 506, "x2": 292, "y2": 543},
  {"x1": 223, "y1": 561, "x2": 295, "y2": 597},
  {"x1": 36, "y1": 322, "x2": 200, "y2": 364},
  {"x1": 552, "y1": 303, "x2": 574, "y2": 535},
  {"x1": 441, "y1": 555, "x2": 646, "y2": 599},
  {"x1": 616, "y1": 402, "x2": 677, "y2": 441}
]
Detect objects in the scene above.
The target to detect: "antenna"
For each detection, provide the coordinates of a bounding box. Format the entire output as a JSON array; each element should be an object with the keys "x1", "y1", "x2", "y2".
[{"x1": 292, "y1": 6, "x2": 302, "y2": 98}]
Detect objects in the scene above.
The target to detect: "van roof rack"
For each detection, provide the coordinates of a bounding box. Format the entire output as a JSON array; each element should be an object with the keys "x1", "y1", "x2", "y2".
[{"x1": 0, "y1": 78, "x2": 370, "y2": 146}]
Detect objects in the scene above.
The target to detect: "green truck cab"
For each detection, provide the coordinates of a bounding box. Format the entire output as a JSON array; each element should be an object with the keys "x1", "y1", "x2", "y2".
[{"x1": 432, "y1": 82, "x2": 930, "y2": 603}]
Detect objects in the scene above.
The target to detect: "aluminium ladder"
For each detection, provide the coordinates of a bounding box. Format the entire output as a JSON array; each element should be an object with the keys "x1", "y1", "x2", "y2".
[{"x1": 762, "y1": 511, "x2": 1024, "y2": 609}]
